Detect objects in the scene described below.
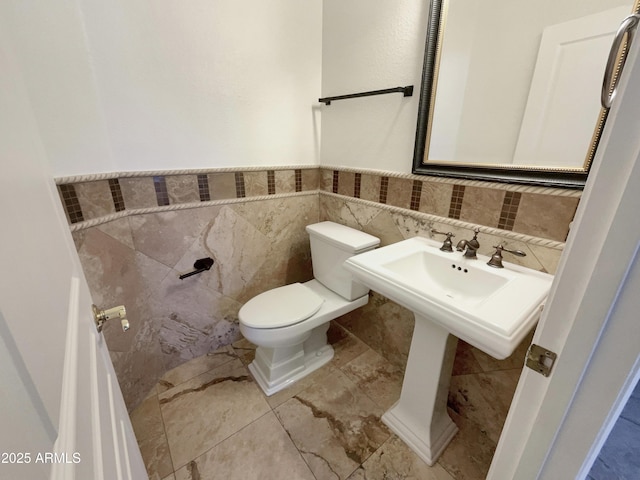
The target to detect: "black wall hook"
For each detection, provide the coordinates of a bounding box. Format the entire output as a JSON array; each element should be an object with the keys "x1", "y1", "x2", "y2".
[{"x1": 179, "y1": 257, "x2": 214, "y2": 280}]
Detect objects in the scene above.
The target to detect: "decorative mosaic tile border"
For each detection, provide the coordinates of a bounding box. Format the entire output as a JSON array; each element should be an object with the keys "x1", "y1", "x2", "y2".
[
  {"x1": 320, "y1": 191, "x2": 565, "y2": 250},
  {"x1": 319, "y1": 167, "x2": 581, "y2": 243},
  {"x1": 320, "y1": 165, "x2": 582, "y2": 197},
  {"x1": 56, "y1": 166, "x2": 320, "y2": 229},
  {"x1": 58, "y1": 183, "x2": 84, "y2": 223},
  {"x1": 56, "y1": 165, "x2": 580, "y2": 244}
]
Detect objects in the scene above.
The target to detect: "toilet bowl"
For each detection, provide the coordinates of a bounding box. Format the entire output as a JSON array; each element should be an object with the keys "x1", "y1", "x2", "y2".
[{"x1": 239, "y1": 221, "x2": 380, "y2": 396}]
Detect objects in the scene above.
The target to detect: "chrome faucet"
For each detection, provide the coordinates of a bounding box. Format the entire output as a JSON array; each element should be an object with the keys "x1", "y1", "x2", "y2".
[{"x1": 456, "y1": 228, "x2": 480, "y2": 259}]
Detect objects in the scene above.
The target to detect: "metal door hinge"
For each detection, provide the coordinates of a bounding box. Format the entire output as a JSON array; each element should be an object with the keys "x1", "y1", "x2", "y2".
[
  {"x1": 526, "y1": 344, "x2": 557, "y2": 377},
  {"x1": 93, "y1": 304, "x2": 129, "y2": 333}
]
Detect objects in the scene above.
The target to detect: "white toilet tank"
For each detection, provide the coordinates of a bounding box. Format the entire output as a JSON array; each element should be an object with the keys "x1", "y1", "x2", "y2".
[{"x1": 305, "y1": 221, "x2": 380, "y2": 301}]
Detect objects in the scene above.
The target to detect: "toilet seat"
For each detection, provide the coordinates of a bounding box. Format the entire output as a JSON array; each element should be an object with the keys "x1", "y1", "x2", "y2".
[{"x1": 239, "y1": 283, "x2": 324, "y2": 329}]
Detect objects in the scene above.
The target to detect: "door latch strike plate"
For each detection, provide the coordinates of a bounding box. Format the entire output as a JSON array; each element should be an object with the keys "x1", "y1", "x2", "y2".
[{"x1": 526, "y1": 344, "x2": 557, "y2": 377}]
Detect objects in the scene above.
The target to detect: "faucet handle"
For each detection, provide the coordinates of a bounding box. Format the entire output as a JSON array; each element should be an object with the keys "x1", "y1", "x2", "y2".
[
  {"x1": 487, "y1": 244, "x2": 526, "y2": 268},
  {"x1": 498, "y1": 245, "x2": 526, "y2": 257},
  {"x1": 431, "y1": 229, "x2": 455, "y2": 252}
]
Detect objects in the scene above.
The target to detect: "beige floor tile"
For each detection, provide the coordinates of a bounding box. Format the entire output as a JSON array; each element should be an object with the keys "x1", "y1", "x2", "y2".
[
  {"x1": 144, "y1": 384, "x2": 158, "y2": 400},
  {"x1": 275, "y1": 369, "x2": 390, "y2": 480},
  {"x1": 340, "y1": 349, "x2": 403, "y2": 411},
  {"x1": 159, "y1": 358, "x2": 270, "y2": 469},
  {"x1": 327, "y1": 321, "x2": 370, "y2": 368},
  {"x1": 133, "y1": 342, "x2": 526, "y2": 480},
  {"x1": 451, "y1": 340, "x2": 484, "y2": 376},
  {"x1": 174, "y1": 412, "x2": 315, "y2": 480},
  {"x1": 139, "y1": 433, "x2": 173, "y2": 480},
  {"x1": 130, "y1": 394, "x2": 164, "y2": 442},
  {"x1": 447, "y1": 369, "x2": 520, "y2": 443},
  {"x1": 158, "y1": 345, "x2": 237, "y2": 393},
  {"x1": 438, "y1": 409, "x2": 497, "y2": 480},
  {"x1": 231, "y1": 337, "x2": 256, "y2": 366},
  {"x1": 347, "y1": 435, "x2": 456, "y2": 480}
]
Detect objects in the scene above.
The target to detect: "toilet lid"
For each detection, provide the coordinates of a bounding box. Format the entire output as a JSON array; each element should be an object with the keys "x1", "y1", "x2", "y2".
[{"x1": 239, "y1": 283, "x2": 324, "y2": 329}]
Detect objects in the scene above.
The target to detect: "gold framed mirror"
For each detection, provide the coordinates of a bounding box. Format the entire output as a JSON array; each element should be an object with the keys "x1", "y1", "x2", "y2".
[{"x1": 412, "y1": 0, "x2": 640, "y2": 188}]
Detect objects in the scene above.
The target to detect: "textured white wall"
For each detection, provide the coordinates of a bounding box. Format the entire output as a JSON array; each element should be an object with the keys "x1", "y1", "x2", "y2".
[
  {"x1": 2, "y1": 0, "x2": 117, "y2": 175},
  {"x1": 3, "y1": 0, "x2": 322, "y2": 176},
  {"x1": 5, "y1": 1, "x2": 633, "y2": 177},
  {"x1": 320, "y1": 0, "x2": 430, "y2": 173}
]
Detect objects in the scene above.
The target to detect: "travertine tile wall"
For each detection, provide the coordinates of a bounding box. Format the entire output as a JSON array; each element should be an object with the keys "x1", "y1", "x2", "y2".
[
  {"x1": 62, "y1": 168, "x2": 319, "y2": 409},
  {"x1": 57, "y1": 166, "x2": 579, "y2": 410}
]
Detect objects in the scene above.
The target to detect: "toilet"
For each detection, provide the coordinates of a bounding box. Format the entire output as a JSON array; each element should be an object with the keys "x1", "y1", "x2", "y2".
[{"x1": 239, "y1": 221, "x2": 380, "y2": 396}]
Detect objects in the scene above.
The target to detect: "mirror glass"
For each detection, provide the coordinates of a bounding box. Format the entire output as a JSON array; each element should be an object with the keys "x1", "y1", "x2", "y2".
[{"x1": 413, "y1": 0, "x2": 639, "y2": 188}]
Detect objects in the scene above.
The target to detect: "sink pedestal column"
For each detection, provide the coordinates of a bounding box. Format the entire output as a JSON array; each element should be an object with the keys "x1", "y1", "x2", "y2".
[{"x1": 382, "y1": 314, "x2": 459, "y2": 465}]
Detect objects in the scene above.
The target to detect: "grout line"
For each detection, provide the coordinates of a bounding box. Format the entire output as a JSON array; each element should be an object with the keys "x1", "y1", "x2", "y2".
[
  {"x1": 273, "y1": 408, "x2": 322, "y2": 478},
  {"x1": 526, "y1": 244, "x2": 552, "y2": 274},
  {"x1": 153, "y1": 387, "x2": 176, "y2": 477}
]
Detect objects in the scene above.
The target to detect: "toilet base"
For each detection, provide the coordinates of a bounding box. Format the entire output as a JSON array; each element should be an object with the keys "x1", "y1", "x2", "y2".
[
  {"x1": 248, "y1": 344, "x2": 334, "y2": 396},
  {"x1": 240, "y1": 282, "x2": 371, "y2": 397}
]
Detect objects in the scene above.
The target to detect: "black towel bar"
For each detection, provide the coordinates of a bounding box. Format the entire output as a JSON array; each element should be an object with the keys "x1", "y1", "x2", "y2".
[{"x1": 319, "y1": 85, "x2": 413, "y2": 105}]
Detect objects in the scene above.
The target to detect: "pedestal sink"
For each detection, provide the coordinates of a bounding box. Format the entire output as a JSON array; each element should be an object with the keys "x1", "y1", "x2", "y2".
[{"x1": 344, "y1": 236, "x2": 553, "y2": 465}]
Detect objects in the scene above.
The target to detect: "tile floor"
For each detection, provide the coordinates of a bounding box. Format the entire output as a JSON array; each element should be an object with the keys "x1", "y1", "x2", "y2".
[{"x1": 130, "y1": 322, "x2": 527, "y2": 480}]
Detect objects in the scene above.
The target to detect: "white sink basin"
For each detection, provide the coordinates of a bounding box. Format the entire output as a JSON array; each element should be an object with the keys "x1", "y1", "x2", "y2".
[
  {"x1": 382, "y1": 250, "x2": 509, "y2": 307},
  {"x1": 345, "y1": 236, "x2": 553, "y2": 359}
]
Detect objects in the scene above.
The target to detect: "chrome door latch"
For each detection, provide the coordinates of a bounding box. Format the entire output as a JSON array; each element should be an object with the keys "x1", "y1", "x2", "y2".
[
  {"x1": 525, "y1": 344, "x2": 557, "y2": 377},
  {"x1": 92, "y1": 304, "x2": 129, "y2": 333}
]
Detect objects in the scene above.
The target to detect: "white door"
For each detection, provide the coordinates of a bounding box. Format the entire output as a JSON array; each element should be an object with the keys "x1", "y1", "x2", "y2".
[
  {"x1": 0, "y1": 21, "x2": 146, "y2": 480},
  {"x1": 513, "y1": 7, "x2": 630, "y2": 168},
  {"x1": 488, "y1": 12, "x2": 640, "y2": 480}
]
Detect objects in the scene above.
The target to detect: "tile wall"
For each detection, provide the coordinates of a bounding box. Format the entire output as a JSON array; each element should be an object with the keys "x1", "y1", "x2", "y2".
[
  {"x1": 64, "y1": 168, "x2": 319, "y2": 409},
  {"x1": 57, "y1": 166, "x2": 580, "y2": 410},
  {"x1": 319, "y1": 168, "x2": 579, "y2": 243}
]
